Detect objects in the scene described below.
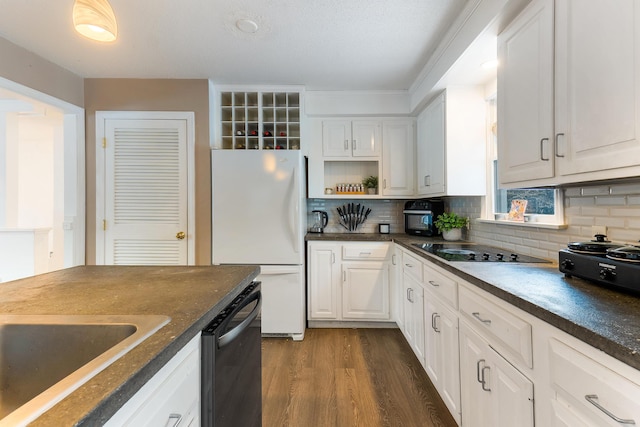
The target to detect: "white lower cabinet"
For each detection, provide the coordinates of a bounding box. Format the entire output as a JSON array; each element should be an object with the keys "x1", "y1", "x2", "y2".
[
  {"x1": 342, "y1": 262, "x2": 389, "y2": 319},
  {"x1": 105, "y1": 334, "x2": 200, "y2": 427},
  {"x1": 391, "y1": 244, "x2": 403, "y2": 329},
  {"x1": 402, "y1": 272, "x2": 426, "y2": 365},
  {"x1": 308, "y1": 241, "x2": 391, "y2": 322},
  {"x1": 394, "y1": 243, "x2": 640, "y2": 427},
  {"x1": 459, "y1": 320, "x2": 534, "y2": 427},
  {"x1": 549, "y1": 338, "x2": 640, "y2": 426},
  {"x1": 308, "y1": 242, "x2": 341, "y2": 319},
  {"x1": 424, "y1": 294, "x2": 461, "y2": 424}
]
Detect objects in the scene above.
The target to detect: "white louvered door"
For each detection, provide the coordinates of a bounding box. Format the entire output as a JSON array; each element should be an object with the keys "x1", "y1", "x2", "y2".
[{"x1": 102, "y1": 118, "x2": 188, "y2": 265}]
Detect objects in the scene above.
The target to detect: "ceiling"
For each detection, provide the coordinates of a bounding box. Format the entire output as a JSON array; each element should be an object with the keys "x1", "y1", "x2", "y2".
[{"x1": 0, "y1": 0, "x2": 472, "y2": 91}]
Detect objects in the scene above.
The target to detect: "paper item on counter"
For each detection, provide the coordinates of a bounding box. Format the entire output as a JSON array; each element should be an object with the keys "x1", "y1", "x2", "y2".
[{"x1": 507, "y1": 199, "x2": 527, "y2": 222}]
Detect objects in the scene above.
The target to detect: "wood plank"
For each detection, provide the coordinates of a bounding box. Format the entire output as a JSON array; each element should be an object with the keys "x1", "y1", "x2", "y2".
[{"x1": 262, "y1": 328, "x2": 458, "y2": 427}]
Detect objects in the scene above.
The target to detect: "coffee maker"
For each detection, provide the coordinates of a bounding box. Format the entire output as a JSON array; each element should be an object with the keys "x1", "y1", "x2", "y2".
[{"x1": 309, "y1": 210, "x2": 329, "y2": 233}]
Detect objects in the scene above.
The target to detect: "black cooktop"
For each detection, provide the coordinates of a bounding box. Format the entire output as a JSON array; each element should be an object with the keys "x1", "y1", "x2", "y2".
[{"x1": 413, "y1": 243, "x2": 551, "y2": 263}]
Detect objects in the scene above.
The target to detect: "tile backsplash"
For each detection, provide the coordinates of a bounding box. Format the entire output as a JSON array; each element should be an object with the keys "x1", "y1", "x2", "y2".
[
  {"x1": 307, "y1": 180, "x2": 640, "y2": 262},
  {"x1": 306, "y1": 199, "x2": 405, "y2": 234},
  {"x1": 448, "y1": 179, "x2": 640, "y2": 262}
]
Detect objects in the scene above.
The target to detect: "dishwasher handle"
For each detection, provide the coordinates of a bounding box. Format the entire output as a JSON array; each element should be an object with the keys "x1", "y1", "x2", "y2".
[{"x1": 217, "y1": 290, "x2": 261, "y2": 349}]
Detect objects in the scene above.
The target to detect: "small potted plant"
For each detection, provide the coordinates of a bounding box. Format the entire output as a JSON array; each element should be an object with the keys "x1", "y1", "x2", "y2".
[
  {"x1": 434, "y1": 212, "x2": 469, "y2": 241},
  {"x1": 362, "y1": 176, "x2": 378, "y2": 195}
]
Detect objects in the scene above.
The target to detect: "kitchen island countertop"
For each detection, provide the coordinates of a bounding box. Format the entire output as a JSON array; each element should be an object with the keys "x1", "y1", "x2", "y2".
[{"x1": 0, "y1": 265, "x2": 260, "y2": 426}]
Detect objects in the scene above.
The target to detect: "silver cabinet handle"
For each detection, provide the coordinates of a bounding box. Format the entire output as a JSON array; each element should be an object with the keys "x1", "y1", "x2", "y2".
[
  {"x1": 426, "y1": 175, "x2": 431, "y2": 186},
  {"x1": 431, "y1": 312, "x2": 440, "y2": 333},
  {"x1": 359, "y1": 251, "x2": 371, "y2": 255},
  {"x1": 353, "y1": 139, "x2": 357, "y2": 150},
  {"x1": 344, "y1": 139, "x2": 349, "y2": 150},
  {"x1": 383, "y1": 179, "x2": 387, "y2": 189},
  {"x1": 428, "y1": 280, "x2": 440, "y2": 288},
  {"x1": 540, "y1": 138, "x2": 549, "y2": 161},
  {"x1": 405, "y1": 263, "x2": 413, "y2": 268},
  {"x1": 331, "y1": 252, "x2": 335, "y2": 264},
  {"x1": 472, "y1": 312, "x2": 492, "y2": 325},
  {"x1": 585, "y1": 395, "x2": 636, "y2": 424},
  {"x1": 343, "y1": 271, "x2": 346, "y2": 282},
  {"x1": 407, "y1": 288, "x2": 414, "y2": 303},
  {"x1": 167, "y1": 413, "x2": 183, "y2": 427},
  {"x1": 555, "y1": 133, "x2": 565, "y2": 158},
  {"x1": 481, "y1": 366, "x2": 491, "y2": 392},
  {"x1": 476, "y1": 359, "x2": 485, "y2": 383},
  {"x1": 392, "y1": 254, "x2": 396, "y2": 265},
  {"x1": 476, "y1": 359, "x2": 491, "y2": 391}
]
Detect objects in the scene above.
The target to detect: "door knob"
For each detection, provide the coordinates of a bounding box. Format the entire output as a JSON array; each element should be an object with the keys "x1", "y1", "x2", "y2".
[{"x1": 176, "y1": 231, "x2": 186, "y2": 240}]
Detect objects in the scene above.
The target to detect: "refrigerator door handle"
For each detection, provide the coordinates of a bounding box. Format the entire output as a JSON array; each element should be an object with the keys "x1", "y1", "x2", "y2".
[{"x1": 290, "y1": 165, "x2": 300, "y2": 254}]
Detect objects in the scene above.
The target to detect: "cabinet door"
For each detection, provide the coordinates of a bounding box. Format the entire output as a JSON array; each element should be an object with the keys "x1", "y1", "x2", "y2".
[
  {"x1": 391, "y1": 246, "x2": 404, "y2": 328},
  {"x1": 322, "y1": 120, "x2": 351, "y2": 157},
  {"x1": 460, "y1": 321, "x2": 534, "y2": 427},
  {"x1": 402, "y1": 272, "x2": 425, "y2": 365},
  {"x1": 308, "y1": 243, "x2": 340, "y2": 319},
  {"x1": 352, "y1": 120, "x2": 381, "y2": 157},
  {"x1": 424, "y1": 295, "x2": 461, "y2": 423},
  {"x1": 438, "y1": 305, "x2": 462, "y2": 423},
  {"x1": 459, "y1": 321, "x2": 493, "y2": 427},
  {"x1": 417, "y1": 94, "x2": 446, "y2": 196},
  {"x1": 497, "y1": 0, "x2": 555, "y2": 185},
  {"x1": 342, "y1": 262, "x2": 389, "y2": 320},
  {"x1": 381, "y1": 120, "x2": 415, "y2": 196},
  {"x1": 555, "y1": 0, "x2": 640, "y2": 176}
]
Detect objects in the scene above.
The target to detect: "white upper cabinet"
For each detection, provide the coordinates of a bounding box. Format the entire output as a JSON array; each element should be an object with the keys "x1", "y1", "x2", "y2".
[
  {"x1": 555, "y1": 0, "x2": 640, "y2": 177},
  {"x1": 498, "y1": 0, "x2": 640, "y2": 187},
  {"x1": 322, "y1": 120, "x2": 381, "y2": 158},
  {"x1": 416, "y1": 88, "x2": 486, "y2": 197},
  {"x1": 381, "y1": 119, "x2": 415, "y2": 196},
  {"x1": 497, "y1": 0, "x2": 555, "y2": 184},
  {"x1": 417, "y1": 95, "x2": 446, "y2": 195}
]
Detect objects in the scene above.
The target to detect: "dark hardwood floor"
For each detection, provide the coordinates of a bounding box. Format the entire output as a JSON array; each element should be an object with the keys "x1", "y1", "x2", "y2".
[{"x1": 262, "y1": 328, "x2": 458, "y2": 427}]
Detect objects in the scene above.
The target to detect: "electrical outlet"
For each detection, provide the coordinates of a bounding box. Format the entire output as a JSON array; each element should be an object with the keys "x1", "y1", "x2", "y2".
[{"x1": 592, "y1": 225, "x2": 607, "y2": 237}]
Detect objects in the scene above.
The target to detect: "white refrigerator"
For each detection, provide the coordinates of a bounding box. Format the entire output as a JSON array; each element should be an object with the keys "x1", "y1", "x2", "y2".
[{"x1": 211, "y1": 150, "x2": 305, "y2": 340}]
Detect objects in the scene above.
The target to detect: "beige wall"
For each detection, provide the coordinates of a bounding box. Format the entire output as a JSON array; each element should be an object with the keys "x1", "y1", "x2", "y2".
[
  {"x1": 84, "y1": 79, "x2": 211, "y2": 265},
  {"x1": 0, "y1": 37, "x2": 84, "y2": 107}
]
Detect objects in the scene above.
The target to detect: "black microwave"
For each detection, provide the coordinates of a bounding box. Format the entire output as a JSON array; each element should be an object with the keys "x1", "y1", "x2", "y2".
[{"x1": 403, "y1": 199, "x2": 444, "y2": 236}]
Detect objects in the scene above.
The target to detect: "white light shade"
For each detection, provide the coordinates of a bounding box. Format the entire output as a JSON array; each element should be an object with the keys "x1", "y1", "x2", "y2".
[{"x1": 73, "y1": 0, "x2": 118, "y2": 42}]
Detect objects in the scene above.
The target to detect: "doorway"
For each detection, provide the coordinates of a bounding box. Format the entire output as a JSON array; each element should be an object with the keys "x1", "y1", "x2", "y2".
[
  {"x1": 0, "y1": 79, "x2": 85, "y2": 282},
  {"x1": 95, "y1": 111, "x2": 195, "y2": 265}
]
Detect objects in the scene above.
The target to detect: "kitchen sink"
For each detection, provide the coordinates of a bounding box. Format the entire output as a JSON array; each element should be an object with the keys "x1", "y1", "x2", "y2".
[{"x1": 0, "y1": 314, "x2": 170, "y2": 426}]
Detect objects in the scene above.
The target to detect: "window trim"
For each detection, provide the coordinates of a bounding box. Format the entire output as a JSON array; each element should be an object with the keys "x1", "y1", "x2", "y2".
[{"x1": 482, "y1": 92, "x2": 566, "y2": 227}]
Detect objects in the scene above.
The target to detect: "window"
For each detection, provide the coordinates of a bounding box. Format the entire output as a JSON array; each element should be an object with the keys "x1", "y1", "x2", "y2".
[{"x1": 485, "y1": 96, "x2": 564, "y2": 225}]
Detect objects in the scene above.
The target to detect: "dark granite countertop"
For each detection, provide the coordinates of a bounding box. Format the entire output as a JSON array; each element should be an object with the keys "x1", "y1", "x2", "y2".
[
  {"x1": 393, "y1": 237, "x2": 640, "y2": 371},
  {"x1": 307, "y1": 233, "x2": 640, "y2": 371},
  {"x1": 306, "y1": 232, "x2": 405, "y2": 242},
  {"x1": 0, "y1": 265, "x2": 259, "y2": 426}
]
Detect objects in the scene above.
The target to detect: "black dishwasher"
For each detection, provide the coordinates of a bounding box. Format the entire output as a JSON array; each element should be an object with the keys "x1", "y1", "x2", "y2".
[{"x1": 201, "y1": 281, "x2": 262, "y2": 427}]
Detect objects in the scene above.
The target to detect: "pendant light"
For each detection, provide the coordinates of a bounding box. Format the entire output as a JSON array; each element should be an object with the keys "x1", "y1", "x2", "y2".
[{"x1": 73, "y1": 0, "x2": 118, "y2": 42}]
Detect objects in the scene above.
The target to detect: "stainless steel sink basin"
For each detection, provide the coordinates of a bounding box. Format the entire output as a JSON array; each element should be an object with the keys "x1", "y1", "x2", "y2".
[{"x1": 0, "y1": 314, "x2": 170, "y2": 426}]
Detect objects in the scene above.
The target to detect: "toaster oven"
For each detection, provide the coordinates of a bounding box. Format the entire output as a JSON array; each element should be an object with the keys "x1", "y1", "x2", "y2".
[{"x1": 403, "y1": 199, "x2": 444, "y2": 236}]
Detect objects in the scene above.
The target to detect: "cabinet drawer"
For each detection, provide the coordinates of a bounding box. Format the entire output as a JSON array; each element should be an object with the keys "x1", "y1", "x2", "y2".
[
  {"x1": 342, "y1": 243, "x2": 389, "y2": 260},
  {"x1": 550, "y1": 339, "x2": 640, "y2": 426},
  {"x1": 459, "y1": 286, "x2": 532, "y2": 368},
  {"x1": 401, "y1": 251, "x2": 423, "y2": 281},
  {"x1": 423, "y1": 263, "x2": 458, "y2": 309}
]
